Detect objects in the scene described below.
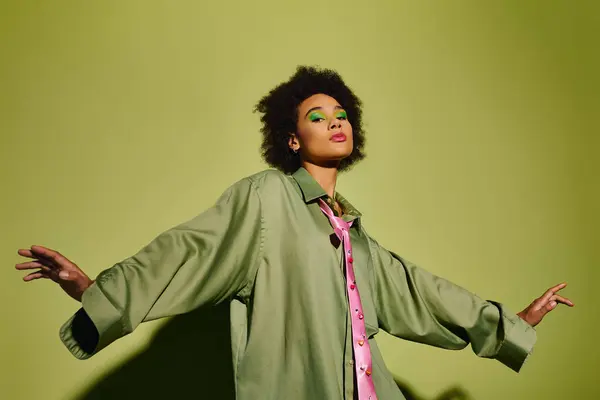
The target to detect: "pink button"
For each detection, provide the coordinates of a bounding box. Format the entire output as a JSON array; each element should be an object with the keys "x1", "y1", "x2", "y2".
[{"x1": 358, "y1": 313, "x2": 364, "y2": 320}]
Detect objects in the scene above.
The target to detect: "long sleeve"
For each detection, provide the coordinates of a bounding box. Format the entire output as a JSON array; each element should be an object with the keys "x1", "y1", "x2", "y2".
[
  {"x1": 367, "y1": 236, "x2": 536, "y2": 372},
  {"x1": 59, "y1": 177, "x2": 264, "y2": 359}
]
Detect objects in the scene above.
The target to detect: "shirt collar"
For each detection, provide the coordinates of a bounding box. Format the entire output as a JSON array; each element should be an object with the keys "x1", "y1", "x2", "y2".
[{"x1": 291, "y1": 167, "x2": 362, "y2": 218}]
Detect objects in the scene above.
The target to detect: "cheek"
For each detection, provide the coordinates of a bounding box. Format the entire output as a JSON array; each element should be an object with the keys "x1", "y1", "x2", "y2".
[
  {"x1": 345, "y1": 122, "x2": 354, "y2": 140},
  {"x1": 298, "y1": 123, "x2": 326, "y2": 145}
]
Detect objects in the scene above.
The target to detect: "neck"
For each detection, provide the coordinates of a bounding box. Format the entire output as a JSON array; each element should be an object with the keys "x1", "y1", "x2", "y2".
[{"x1": 302, "y1": 161, "x2": 339, "y2": 199}]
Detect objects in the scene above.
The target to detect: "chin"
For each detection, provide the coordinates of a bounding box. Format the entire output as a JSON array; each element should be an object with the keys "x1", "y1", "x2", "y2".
[
  {"x1": 339, "y1": 147, "x2": 354, "y2": 158},
  {"x1": 330, "y1": 149, "x2": 353, "y2": 161}
]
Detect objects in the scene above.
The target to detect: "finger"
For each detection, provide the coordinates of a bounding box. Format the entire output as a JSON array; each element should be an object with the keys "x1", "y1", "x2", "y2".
[
  {"x1": 550, "y1": 282, "x2": 567, "y2": 292},
  {"x1": 23, "y1": 271, "x2": 49, "y2": 282},
  {"x1": 30, "y1": 245, "x2": 72, "y2": 269},
  {"x1": 18, "y1": 249, "x2": 36, "y2": 259},
  {"x1": 540, "y1": 282, "x2": 567, "y2": 303},
  {"x1": 551, "y1": 294, "x2": 574, "y2": 307},
  {"x1": 19, "y1": 248, "x2": 58, "y2": 267},
  {"x1": 15, "y1": 261, "x2": 53, "y2": 272}
]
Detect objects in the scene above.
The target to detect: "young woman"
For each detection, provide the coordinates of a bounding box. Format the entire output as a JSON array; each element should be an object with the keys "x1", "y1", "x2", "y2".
[{"x1": 16, "y1": 66, "x2": 573, "y2": 400}]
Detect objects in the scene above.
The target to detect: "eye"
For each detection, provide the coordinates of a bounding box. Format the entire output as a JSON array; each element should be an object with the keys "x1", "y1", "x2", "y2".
[
  {"x1": 336, "y1": 111, "x2": 348, "y2": 120},
  {"x1": 309, "y1": 113, "x2": 326, "y2": 122}
]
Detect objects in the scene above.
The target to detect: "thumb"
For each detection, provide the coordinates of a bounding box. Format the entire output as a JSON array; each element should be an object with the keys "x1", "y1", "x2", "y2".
[
  {"x1": 545, "y1": 300, "x2": 558, "y2": 312},
  {"x1": 538, "y1": 300, "x2": 557, "y2": 320}
]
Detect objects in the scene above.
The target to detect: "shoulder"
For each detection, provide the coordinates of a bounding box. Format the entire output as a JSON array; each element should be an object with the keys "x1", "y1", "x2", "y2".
[
  {"x1": 359, "y1": 226, "x2": 399, "y2": 261},
  {"x1": 241, "y1": 168, "x2": 296, "y2": 194},
  {"x1": 359, "y1": 226, "x2": 379, "y2": 253},
  {"x1": 245, "y1": 168, "x2": 290, "y2": 184},
  {"x1": 218, "y1": 169, "x2": 294, "y2": 202}
]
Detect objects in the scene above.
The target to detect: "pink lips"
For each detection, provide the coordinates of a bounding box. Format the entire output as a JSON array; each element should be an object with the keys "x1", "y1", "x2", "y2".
[{"x1": 330, "y1": 133, "x2": 347, "y2": 142}]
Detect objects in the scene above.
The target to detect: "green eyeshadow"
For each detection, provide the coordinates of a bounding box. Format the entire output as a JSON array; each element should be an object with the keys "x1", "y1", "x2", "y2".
[{"x1": 309, "y1": 112, "x2": 326, "y2": 121}]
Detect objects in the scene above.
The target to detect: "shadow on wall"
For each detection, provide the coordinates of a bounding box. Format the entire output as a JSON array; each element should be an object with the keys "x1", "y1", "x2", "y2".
[
  {"x1": 74, "y1": 303, "x2": 471, "y2": 400},
  {"x1": 395, "y1": 380, "x2": 471, "y2": 400},
  {"x1": 75, "y1": 303, "x2": 236, "y2": 400}
]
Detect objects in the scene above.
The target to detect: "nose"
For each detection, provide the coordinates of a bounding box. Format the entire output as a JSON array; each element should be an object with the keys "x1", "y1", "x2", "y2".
[{"x1": 329, "y1": 117, "x2": 342, "y2": 130}]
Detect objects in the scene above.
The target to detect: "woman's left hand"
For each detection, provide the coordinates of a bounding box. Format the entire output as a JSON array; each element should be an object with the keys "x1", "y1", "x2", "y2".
[{"x1": 517, "y1": 282, "x2": 574, "y2": 327}]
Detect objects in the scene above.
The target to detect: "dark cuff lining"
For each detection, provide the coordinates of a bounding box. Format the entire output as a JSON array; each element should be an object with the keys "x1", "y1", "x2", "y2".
[{"x1": 71, "y1": 308, "x2": 100, "y2": 354}]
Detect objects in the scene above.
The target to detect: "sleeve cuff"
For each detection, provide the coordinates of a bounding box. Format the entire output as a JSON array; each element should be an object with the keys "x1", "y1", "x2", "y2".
[
  {"x1": 59, "y1": 280, "x2": 125, "y2": 359},
  {"x1": 495, "y1": 311, "x2": 537, "y2": 372}
]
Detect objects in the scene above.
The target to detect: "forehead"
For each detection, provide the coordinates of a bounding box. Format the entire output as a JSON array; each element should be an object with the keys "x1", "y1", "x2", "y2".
[{"x1": 298, "y1": 93, "x2": 342, "y2": 113}]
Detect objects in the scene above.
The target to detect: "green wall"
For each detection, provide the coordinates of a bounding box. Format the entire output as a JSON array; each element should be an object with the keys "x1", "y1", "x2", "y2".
[{"x1": 1, "y1": 1, "x2": 597, "y2": 399}]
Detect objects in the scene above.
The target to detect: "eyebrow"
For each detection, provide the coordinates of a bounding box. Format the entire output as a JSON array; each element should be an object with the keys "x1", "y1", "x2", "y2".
[{"x1": 304, "y1": 105, "x2": 344, "y2": 118}]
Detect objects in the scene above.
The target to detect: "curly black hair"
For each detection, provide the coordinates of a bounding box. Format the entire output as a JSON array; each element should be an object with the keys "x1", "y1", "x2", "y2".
[{"x1": 254, "y1": 65, "x2": 366, "y2": 174}]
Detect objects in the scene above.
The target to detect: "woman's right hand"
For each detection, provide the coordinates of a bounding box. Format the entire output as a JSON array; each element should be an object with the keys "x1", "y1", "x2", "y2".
[{"x1": 16, "y1": 245, "x2": 95, "y2": 302}]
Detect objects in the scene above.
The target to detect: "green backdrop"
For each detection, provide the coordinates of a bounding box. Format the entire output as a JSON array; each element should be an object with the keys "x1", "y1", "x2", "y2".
[{"x1": 1, "y1": 1, "x2": 597, "y2": 399}]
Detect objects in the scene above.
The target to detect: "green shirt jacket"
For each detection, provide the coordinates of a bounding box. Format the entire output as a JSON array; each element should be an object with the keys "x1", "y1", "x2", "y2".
[{"x1": 60, "y1": 167, "x2": 537, "y2": 400}]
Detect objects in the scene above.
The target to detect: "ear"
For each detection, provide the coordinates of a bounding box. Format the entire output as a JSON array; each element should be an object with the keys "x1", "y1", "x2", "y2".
[{"x1": 288, "y1": 133, "x2": 300, "y2": 152}]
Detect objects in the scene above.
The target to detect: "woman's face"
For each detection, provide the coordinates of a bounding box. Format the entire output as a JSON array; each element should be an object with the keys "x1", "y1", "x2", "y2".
[{"x1": 290, "y1": 93, "x2": 354, "y2": 167}]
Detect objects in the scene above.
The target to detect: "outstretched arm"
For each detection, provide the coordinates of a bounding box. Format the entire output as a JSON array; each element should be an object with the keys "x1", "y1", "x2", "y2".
[
  {"x1": 16, "y1": 177, "x2": 264, "y2": 359},
  {"x1": 366, "y1": 235, "x2": 572, "y2": 372}
]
